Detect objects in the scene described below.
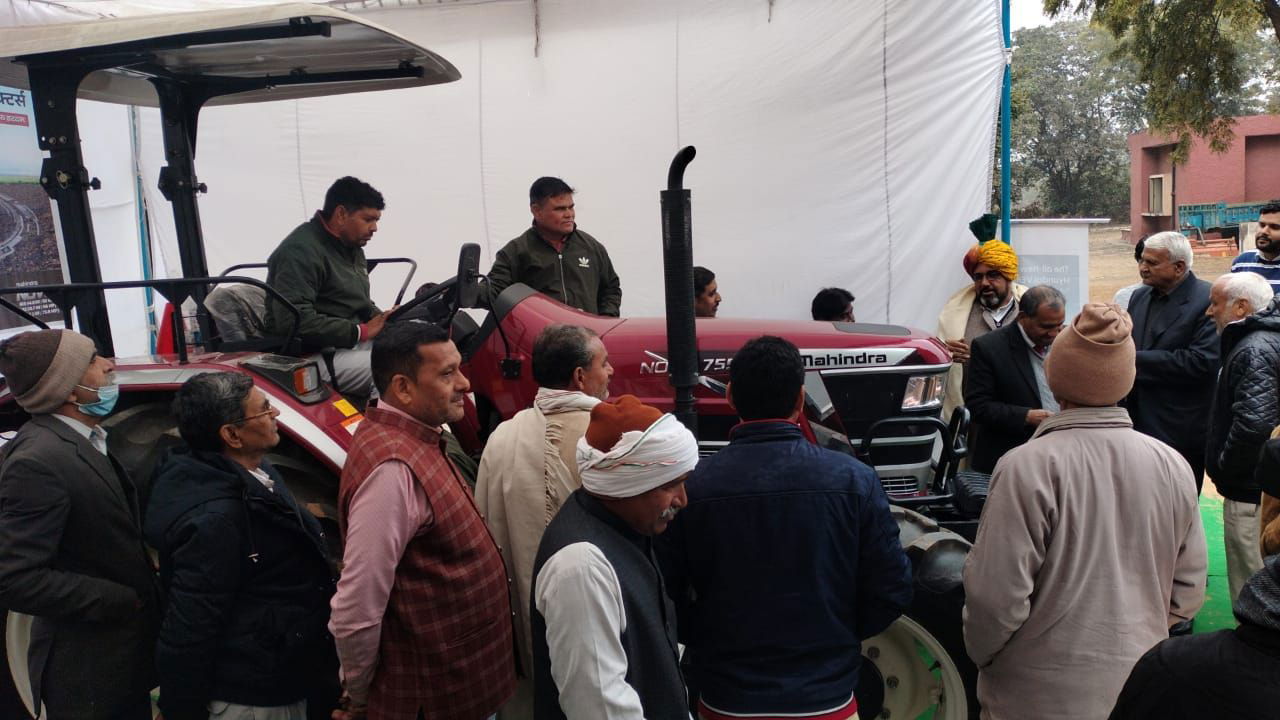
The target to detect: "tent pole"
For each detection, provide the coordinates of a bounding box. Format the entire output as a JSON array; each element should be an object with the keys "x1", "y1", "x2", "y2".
[{"x1": 1000, "y1": 0, "x2": 1012, "y2": 243}]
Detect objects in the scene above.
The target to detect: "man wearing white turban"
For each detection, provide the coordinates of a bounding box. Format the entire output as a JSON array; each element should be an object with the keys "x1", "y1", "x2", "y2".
[{"x1": 529, "y1": 394, "x2": 699, "y2": 720}]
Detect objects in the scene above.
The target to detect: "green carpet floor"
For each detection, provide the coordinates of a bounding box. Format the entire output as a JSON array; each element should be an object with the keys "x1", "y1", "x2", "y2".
[{"x1": 1194, "y1": 493, "x2": 1237, "y2": 634}]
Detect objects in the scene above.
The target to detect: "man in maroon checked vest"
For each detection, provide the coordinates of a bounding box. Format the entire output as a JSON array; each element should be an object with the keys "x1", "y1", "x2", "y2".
[{"x1": 330, "y1": 321, "x2": 515, "y2": 720}]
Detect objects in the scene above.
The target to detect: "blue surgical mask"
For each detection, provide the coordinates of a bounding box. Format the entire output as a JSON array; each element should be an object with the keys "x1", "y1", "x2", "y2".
[{"x1": 74, "y1": 382, "x2": 119, "y2": 417}]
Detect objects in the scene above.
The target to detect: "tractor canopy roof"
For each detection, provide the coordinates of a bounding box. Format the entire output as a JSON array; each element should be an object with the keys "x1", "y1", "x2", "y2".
[{"x1": 0, "y1": 2, "x2": 459, "y2": 107}]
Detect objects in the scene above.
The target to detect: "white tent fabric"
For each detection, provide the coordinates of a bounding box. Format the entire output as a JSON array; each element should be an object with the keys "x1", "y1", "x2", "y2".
[{"x1": 7, "y1": 0, "x2": 1006, "y2": 331}]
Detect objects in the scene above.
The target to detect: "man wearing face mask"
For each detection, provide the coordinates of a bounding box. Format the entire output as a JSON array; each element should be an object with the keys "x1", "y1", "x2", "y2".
[
  {"x1": 0, "y1": 329, "x2": 161, "y2": 720},
  {"x1": 476, "y1": 324, "x2": 613, "y2": 718},
  {"x1": 937, "y1": 215, "x2": 1028, "y2": 419}
]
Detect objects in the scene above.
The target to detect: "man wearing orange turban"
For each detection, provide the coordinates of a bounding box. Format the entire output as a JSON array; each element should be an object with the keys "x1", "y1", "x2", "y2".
[{"x1": 937, "y1": 215, "x2": 1028, "y2": 419}]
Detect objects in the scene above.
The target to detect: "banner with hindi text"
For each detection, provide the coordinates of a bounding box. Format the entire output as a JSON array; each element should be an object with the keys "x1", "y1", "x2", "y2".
[{"x1": 0, "y1": 85, "x2": 66, "y2": 331}]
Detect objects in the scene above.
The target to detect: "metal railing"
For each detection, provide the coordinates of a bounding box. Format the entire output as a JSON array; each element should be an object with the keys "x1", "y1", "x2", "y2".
[{"x1": 0, "y1": 277, "x2": 301, "y2": 365}]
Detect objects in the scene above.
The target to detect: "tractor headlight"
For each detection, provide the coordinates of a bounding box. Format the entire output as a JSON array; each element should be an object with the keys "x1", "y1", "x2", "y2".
[
  {"x1": 292, "y1": 363, "x2": 321, "y2": 395},
  {"x1": 901, "y1": 374, "x2": 946, "y2": 411}
]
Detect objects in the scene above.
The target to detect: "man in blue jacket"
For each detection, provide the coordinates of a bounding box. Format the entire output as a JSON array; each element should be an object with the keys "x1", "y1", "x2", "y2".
[{"x1": 657, "y1": 336, "x2": 912, "y2": 720}]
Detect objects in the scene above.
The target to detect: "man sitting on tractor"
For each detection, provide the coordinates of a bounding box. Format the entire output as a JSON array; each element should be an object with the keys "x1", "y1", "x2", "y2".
[
  {"x1": 487, "y1": 176, "x2": 623, "y2": 316},
  {"x1": 265, "y1": 176, "x2": 398, "y2": 398}
]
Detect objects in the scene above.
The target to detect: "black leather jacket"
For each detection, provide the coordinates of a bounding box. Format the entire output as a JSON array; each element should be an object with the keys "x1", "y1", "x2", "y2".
[{"x1": 1206, "y1": 298, "x2": 1280, "y2": 503}]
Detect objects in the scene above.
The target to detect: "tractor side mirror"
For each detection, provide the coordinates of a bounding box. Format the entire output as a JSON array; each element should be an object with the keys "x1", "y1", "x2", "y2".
[{"x1": 457, "y1": 243, "x2": 482, "y2": 309}]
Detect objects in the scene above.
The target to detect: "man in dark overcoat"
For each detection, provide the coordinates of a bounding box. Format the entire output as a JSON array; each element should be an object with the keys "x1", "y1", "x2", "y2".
[{"x1": 0, "y1": 329, "x2": 160, "y2": 720}]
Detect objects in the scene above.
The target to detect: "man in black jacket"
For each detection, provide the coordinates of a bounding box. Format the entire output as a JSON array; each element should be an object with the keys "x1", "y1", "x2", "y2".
[
  {"x1": 1109, "y1": 554, "x2": 1280, "y2": 719},
  {"x1": 487, "y1": 177, "x2": 622, "y2": 316},
  {"x1": 965, "y1": 285, "x2": 1066, "y2": 472},
  {"x1": 0, "y1": 329, "x2": 161, "y2": 720},
  {"x1": 1205, "y1": 271, "x2": 1280, "y2": 602},
  {"x1": 1124, "y1": 231, "x2": 1220, "y2": 492},
  {"x1": 146, "y1": 372, "x2": 338, "y2": 720}
]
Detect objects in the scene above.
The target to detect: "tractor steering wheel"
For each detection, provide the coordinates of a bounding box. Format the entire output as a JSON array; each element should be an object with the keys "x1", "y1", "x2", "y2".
[
  {"x1": 384, "y1": 243, "x2": 482, "y2": 326},
  {"x1": 385, "y1": 276, "x2": 458, "y2": 324}
]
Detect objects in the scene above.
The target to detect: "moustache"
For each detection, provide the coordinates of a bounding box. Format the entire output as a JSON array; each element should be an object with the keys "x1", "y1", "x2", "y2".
[{"x1": 659, "y1": 506, "x2": 680, "y2": 522}]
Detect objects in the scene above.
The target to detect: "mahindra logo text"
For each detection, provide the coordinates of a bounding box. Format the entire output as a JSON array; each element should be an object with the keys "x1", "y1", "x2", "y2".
[
  {"x1": 801, "y1": 351, "x2": 888, "y2": 368},
  {"x1": 639, "y1": 348, "x2": 908, "y2": 375}
]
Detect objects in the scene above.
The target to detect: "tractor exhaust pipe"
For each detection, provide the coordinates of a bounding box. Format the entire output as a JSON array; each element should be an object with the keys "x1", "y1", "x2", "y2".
[{"x1": 661, "y1": 146, "x2": 698, "y2": 436}]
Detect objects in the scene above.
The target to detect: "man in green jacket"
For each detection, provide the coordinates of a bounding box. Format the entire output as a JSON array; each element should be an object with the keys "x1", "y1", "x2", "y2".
[
  {"x1": 266, "y1": 176, "x2": 396, "y2": 397},
  {"x1": 488, "y1": 177, "x2": 622, "y2": 316}
]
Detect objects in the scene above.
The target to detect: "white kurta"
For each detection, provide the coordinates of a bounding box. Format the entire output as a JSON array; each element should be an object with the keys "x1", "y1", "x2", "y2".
[{"x1": 535, "y1": 542, "x2": 651, "y2": 720}]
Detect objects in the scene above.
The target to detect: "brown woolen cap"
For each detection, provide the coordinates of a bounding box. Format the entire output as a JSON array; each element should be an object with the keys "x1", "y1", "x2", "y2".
[
  {"x1": 584, "y1": 394, "x2": 664, "y2": 452},
  {"x1": 1044, "y1": 303, "x2": 1136, "y2": 407},
  {"x1": 0, "y1": 329, "x2": 96, "y2": 414}
]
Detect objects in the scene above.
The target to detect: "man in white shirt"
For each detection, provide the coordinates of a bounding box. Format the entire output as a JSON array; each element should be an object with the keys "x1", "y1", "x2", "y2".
[{"x1": 530, "y1": 395, "x2": 699, "y2": 720}]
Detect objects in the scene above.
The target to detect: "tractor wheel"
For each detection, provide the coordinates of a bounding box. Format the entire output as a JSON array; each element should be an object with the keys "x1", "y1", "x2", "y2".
[
  {"x1": 2, "y1": 612, "x2": 36, "y2": 719},
  {"x1": 857, "y1": 506, "x2": 979, "y2": 720}
]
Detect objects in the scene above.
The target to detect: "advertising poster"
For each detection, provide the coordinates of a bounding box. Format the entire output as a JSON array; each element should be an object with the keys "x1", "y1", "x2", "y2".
[{"x1": 0, "y1": 84, "x2": 65, "y2": 330}]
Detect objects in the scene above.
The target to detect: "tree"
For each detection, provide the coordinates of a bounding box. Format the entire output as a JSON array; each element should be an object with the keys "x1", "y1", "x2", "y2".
[
  {"x1": 1008, "y1": 21, "x2": 1142, "y2": 218},
  {"x1": 1046, "y1": 0, "x2": 1280, "y2": 156}
]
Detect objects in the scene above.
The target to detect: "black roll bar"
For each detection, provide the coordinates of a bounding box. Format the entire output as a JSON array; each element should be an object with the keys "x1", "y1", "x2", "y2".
[
  {"x1": 0, "y1": 277, "x2": 301, "y2": 365},
  {"x1": 220, "y1": 257, "x2": 418, "y2": 305}
]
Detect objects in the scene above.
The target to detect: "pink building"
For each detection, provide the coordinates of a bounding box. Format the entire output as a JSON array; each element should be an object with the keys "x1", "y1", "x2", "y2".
[{"x1": 1129, "y1": 115, "x2": 1280, "y2": 237}]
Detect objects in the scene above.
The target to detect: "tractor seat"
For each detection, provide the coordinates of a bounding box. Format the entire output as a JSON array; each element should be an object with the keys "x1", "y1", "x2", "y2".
[
  {"x1": 205, "y1": 283, "x2": 295, "y2": 353},
  {"x1": 206, "y1": 283, "x2": 267, "y2": 341}
]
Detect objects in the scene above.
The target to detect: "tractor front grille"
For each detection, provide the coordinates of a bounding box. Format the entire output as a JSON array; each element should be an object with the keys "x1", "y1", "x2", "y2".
[{"x1": 880, "y1": 475, "x2": 922, "y2": 498}]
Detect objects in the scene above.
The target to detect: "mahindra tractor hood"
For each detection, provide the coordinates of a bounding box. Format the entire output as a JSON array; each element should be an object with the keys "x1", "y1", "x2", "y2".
[{"x1": 0, "y1": 2, "x2": 459, "y2": 106}]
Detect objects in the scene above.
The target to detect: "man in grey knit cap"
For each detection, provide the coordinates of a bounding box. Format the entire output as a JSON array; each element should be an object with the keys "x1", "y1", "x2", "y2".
[{"x1": 0, "y1": 329, "x2": 160, "y2": 720}]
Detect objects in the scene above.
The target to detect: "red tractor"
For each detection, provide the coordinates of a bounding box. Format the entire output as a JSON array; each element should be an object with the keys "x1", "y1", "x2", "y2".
[{"x1": 0, "y1": 6, "x2": 980, "y2": 719}]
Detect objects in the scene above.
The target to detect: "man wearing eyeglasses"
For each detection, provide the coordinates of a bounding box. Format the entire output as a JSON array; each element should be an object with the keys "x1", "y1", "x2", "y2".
[
  {"x1": 937, "y1": 217, "x2": 1028, "y2": 420},
  {"x1": 964, "y1": 285, "x2": 1067, "y2": 473},
  {"x1": 146, "y1": 372, "x2": 339, "y2": 720}
]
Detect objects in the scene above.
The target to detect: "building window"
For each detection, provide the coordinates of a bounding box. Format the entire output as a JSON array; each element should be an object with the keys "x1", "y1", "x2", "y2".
[{"x1": 1148, "y1": 174, "x2": 1171, "y2": 216}]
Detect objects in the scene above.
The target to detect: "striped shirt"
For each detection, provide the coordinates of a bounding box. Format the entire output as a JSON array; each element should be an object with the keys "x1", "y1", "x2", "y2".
[{"x1": 1231, "y1": 250, "x2": 1280, "y2": 294}]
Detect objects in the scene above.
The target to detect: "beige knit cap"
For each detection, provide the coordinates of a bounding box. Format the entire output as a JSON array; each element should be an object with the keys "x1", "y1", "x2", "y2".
[
  {"x1": 1044, "y1": 303, "x2": 1136, "y2": 407},
  {"x1": 0, "y1": 329, "x2": 96, "y2": 414}
]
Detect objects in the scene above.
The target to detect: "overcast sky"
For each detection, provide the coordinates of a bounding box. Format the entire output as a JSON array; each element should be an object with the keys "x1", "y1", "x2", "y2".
[{"x1": 1010, "y1": 2, "x2": 1054, "y2": 31}]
